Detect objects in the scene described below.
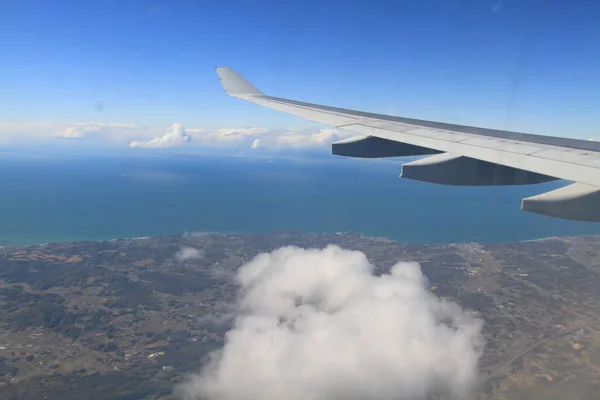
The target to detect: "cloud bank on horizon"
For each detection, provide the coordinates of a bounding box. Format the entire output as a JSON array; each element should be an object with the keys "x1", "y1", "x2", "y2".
[
  {"x1": 178, "y1": 245, "x2": 484, "y2": 400},
  {"x1": 130, "y1": 124, "x2": 352, "y2": 150},
  {"x1": 0, "y1": 121, "x2": 353, "y2": 151}
]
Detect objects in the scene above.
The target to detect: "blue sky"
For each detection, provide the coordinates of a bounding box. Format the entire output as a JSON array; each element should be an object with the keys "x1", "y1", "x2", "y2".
[{"x1": 1, "y1": 0, "x2": 599, "y2": 149}]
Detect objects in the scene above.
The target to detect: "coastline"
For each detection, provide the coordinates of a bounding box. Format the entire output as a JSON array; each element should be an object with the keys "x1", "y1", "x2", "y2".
[{"x1": 0, "y1": 229, "x2": 590, "y2": 250}]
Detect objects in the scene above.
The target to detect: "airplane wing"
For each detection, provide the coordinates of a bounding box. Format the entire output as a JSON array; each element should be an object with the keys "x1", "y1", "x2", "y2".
[{"x1": 216, "y1": 66, "x2": 600, "y2": 222}]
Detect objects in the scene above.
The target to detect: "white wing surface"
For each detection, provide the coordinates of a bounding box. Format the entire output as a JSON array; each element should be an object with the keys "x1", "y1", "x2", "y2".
[{"x1": 216, "y1": 67, "x2": 600, "y2": 222}]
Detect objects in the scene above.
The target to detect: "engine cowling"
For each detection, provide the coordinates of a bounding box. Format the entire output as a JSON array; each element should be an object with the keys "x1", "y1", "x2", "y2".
[
  {"x1": 332, "y1": 135, "x2": 440, "y2": 158},
  {"x1": 522, "y1": 183, "x2": 600, "y2": 221},
  {"x1": 400, "y1": 153, "x2": 557, "y2": 186}
]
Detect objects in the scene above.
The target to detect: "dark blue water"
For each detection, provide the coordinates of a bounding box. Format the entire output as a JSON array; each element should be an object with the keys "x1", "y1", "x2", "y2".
[{"x1": 1, "y1": 152, "x2": 600, "y2": 246}]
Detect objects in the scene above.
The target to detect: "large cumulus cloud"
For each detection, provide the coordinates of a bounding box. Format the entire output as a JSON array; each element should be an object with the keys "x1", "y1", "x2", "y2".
[
  {"x1": 129, "y1": 123, "x2": 191, "y2": 148},
  {"x1": 178, "y1": 245, "x2": 484, "y2": 400}
]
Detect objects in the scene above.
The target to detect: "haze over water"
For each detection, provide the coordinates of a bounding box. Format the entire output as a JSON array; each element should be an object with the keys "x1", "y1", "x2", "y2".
[{"x1": 2, "y1": 152, "x2": 600, "y2": 247}]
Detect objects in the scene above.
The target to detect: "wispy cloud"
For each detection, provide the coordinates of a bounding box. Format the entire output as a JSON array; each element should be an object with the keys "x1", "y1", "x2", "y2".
[
  {"x1": 0, "y1": 121, "x2": 155, "y2": 145},
  {"x1": 175, "y1": 246, "x2": 204, "y2": 261},
  {"x1": 492, "y1": 0, "x2": 504, "y2": 13},
  {"x1": 57, "y1": 122, "x2": 139, "y2": 139}
]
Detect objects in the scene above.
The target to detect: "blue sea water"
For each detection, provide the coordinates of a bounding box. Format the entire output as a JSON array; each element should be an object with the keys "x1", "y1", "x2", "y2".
[{"x1": 1, "y1": 151, "x2": 600, "y2": 246}]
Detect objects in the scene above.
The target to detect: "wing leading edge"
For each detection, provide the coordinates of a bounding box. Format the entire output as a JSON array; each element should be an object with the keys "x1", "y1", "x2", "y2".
[{"x1": 215, "y1": 67, "x2": 600, "y2": 222}]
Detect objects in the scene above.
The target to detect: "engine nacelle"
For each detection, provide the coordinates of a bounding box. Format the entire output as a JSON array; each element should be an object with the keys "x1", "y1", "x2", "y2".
[
  {"x1": 401, "y1": 153, "x2": 557, "y2": 186},
  {"x1": 332, "y1": 135, "x2": 440, "y2": 158},
  {"x1": 522, "y1": 183, "x2": 600, "y2": 222}
]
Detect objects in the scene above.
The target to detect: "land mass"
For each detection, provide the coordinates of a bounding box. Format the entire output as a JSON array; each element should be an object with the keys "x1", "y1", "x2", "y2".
[{"x1": 0, "y1": 232, "x2": 599, "y2": 399}]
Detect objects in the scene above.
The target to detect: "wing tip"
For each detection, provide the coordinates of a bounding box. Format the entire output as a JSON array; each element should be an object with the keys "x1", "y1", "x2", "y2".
[{"x1": 215, "y1": 67, "x2": 263, "y2": 96}]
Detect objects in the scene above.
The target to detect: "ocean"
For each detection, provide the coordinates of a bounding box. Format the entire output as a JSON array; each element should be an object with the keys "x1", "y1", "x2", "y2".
[{"x1": 1, "y1": 151, "x2": 600, "y2": 246}]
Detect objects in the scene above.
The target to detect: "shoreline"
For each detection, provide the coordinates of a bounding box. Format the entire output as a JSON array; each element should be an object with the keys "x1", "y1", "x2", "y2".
[{"x1": 0, "y1": 229, "x2": 589, "y2": 250}]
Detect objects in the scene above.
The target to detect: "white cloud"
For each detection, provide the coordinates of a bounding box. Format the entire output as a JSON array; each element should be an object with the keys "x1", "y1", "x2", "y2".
[
  {"x1": 178, "y1": 245, "x2": 484, "y2": 400},
  {"x1": 0, "y1": 121, "x2": 155, "y2": 145},
  {"x1": 271, "y1": 128, "x2": 350, "y2": 149},
  {"x1": 57, "y1": 122, "x2": 139, "y2": 139},
  {"x1": 1, "y1": 120, "x2": 353, "y2": 151},
  {"x1": 130, "y1": 123, "x2": 191, "y2": 148},
  {"x1": 127, "y1": 125, "x2": 352, "y2": 150},
  {"x1": 250, "y1": 138, "x2": 261, "y2": 149},
  {"x1": 0, "y1": 121, "x2": 60, "y2": 143},
  {"x1": 202, "y1": 128, "x2": 270, "y2": 143},
  {"x1": 176, "y1": 246, "x2": 203, "y2": 261},
  {"x1": 188, "y1": 127, "x2": 353, "y2": 150}
]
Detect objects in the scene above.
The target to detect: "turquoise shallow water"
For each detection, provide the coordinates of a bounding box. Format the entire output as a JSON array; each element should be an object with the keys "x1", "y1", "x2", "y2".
[{"x1": 1, "y1": 152, "x2": 600, "y2": 246}]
